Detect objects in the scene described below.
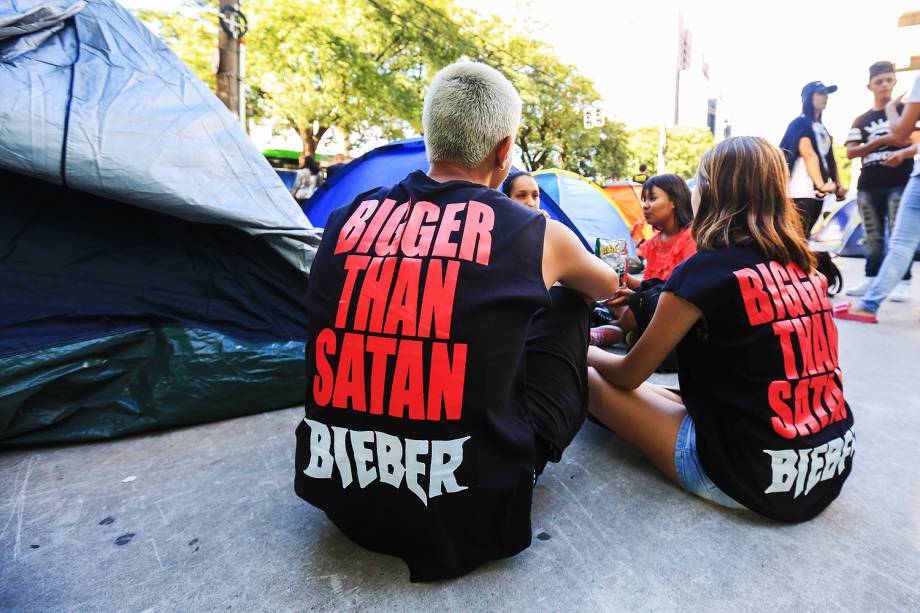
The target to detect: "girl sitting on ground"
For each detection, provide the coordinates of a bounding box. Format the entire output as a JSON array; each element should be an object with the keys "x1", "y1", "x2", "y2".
[
  {"x1": 590, "y1": 174, "x2": 696, "y2": 351},
  {"x1": 502, "y1": 170, "x2": 549, "y2": 217},
  {"x1": 587, "y1": 136, "x2": 854, "y2": 521}
]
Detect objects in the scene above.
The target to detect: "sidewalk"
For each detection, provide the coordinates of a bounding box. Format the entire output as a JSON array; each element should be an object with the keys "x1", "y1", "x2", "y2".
[{"x1": 1, "y1": 256, "x2": 918, "y2": 612}]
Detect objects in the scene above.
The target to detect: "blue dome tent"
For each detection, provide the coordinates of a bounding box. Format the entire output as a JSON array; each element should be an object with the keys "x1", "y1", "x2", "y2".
[
  {"x1": 534, "y1": 169, "x2": 637, "y2": 257},
  {"x1": 304, "y1": 138, "x2": 430, "y2": 227}
]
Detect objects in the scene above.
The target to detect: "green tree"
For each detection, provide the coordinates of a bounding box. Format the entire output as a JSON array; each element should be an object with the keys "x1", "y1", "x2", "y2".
[
  {"x1": 833, "y1": 143, "x2": 852, "y2": 190},
  {"x1": 135, "y1": 0, "x2": 632, "y2": 174},
  {"x1": 627, "y1": 126, "x2": 661, "y2": 176},
  {"x1": 565, "y1": 121, "x2": 631, "y2": 183},
  {"x1": 467, "y1": 22, "x2": 629, "y2": 179},
  {"x1": 245, "y1": 0, "x2": 472, "y2": 160},
  {"x1": 664, "y1": 126, "x2": 715, "y2": 178},
  {"x1": 627, "y1": 125, "x2": 715, "y2": 179}
]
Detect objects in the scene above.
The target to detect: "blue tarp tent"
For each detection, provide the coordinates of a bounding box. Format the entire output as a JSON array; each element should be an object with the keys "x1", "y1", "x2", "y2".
[
  {"x1": 305, "y1": 138, "x2": 635, "y2": 254},
  {"x1": 0, "y1": 0, "x2": 320, "y2": 447}
]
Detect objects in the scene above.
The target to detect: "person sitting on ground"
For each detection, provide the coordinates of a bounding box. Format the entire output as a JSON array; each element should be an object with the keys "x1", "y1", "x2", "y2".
[
  {"x1": 501, "y1": 170, "x2": 549, "y2": 217},
  {"x1": 294, "y1": 60, "x2": 620, "y2": 582},
  {"x1": 590, "y1": 174, "x2": 696, "y2": 352},
  {"x1": 836, "y1": 71, "x2": 920, "y2": 323},
  {"x1": 587, "y1": 136, "x2": 854, "y2": 521}
]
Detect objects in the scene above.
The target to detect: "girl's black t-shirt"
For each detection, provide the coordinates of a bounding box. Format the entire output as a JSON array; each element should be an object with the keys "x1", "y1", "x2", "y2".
[
  {"x1": 294, "y1": 171, "x2": 550, "y2": 581},
  {"x1": 663, "y1": 244, "x2": 854, "y2": 522}
]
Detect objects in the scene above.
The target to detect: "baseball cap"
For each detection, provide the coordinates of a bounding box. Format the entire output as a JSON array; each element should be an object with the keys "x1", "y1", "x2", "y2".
[
  {"x1": 868, "y1": 61, "x2": 895, "y2": 80},
  {"x1": 801, "y1": 81, "x2": 838, "y2": 99}
]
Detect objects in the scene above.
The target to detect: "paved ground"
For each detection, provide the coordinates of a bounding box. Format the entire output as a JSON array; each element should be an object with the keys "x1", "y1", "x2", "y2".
[{"x1": 1, "y1": 257, "x2": 918, "y2": 612}]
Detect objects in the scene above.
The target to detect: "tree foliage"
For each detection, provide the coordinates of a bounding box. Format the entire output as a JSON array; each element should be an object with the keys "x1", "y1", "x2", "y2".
[
  {"x1": 832, "y1": 143, "x2": 852, "y2": 190},
  {"x1": 463, "y1": 21, "x2": 628, "y2": 180},
  {"x1": 134, "y1": 0, "x2": 631, "y2": 173},
  {"x1": 626, "y1": 125, "x2": 715, "y2": 179}
]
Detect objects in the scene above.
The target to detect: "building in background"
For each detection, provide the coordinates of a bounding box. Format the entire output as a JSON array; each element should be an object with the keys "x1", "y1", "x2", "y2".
[{"x1": 674, "y1": 16, "x2": 731, "y2": 139}]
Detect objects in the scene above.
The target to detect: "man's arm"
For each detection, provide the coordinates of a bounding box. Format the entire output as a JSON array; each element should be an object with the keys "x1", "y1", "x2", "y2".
[
  {"x1": 883, "y1": 143, "x2": 919, "y2": 167},
  {"x1": 886, "y1": 98, "x2": 920, "y2": 139},
  {"x1": 542, "y1": 219, "x2": 619, "y2": 300},
  {"x1": 846, "y1": 134, "x2": 907, "y2": 159}
]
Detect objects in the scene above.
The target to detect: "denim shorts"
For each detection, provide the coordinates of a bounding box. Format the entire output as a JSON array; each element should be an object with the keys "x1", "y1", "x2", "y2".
[{"x1": 674, "y1": 415, "x2": 746, "y2": 510}]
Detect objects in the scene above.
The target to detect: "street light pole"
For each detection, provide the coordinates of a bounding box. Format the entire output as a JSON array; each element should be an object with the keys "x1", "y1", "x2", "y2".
[{"x1": 216, "y1": 0, "x2": 248, "y2": 126}]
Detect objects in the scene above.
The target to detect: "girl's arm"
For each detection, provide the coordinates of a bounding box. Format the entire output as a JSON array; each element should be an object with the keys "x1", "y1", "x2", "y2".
[
  {"x1": 587, "y1": 292, "x2": 701, "y2": 390},
  {"x1": 798, "y1": 137, "x2": 834, "y2": 192}
]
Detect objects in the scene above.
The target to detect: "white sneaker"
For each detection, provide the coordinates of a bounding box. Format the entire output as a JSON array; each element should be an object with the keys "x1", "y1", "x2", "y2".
[
  {"x1": 890, "y1": 280, "x2": 911, "y2": 303},
  {"x1": 845, "y1": 278, "x2": 874, "y2": 297}
]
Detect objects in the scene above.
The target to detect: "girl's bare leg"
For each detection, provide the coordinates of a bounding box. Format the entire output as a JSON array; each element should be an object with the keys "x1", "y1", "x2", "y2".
[{"x1": 587, "y1": 367, "x2": 686, "y2": 482}]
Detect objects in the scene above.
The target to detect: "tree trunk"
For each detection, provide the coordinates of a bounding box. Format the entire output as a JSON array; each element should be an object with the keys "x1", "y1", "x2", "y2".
[
  {"x1": 342, "y1": 130, "x2": 351, "y2": 156},
  {"x1": 297, "y1": 126, "x2": 315, "y2": 167}
]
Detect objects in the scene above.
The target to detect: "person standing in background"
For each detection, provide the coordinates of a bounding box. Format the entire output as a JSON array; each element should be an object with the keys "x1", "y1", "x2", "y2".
[
  {"x1": 835, "y1": 73, "x2": 920, "y2": 323},
  {"x1": 633, "y1": 163, "x2": 650, "y2": 184},
  {"x1": 780, "y1": 81, "x2": 847, "y2": 235},
  {"x1": 845, "y1": 61, "x2": 918, "y2": 302}
]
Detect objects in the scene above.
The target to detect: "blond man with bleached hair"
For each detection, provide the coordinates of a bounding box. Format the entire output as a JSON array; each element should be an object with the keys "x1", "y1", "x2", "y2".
[
  {"x1": 423, "y1": 61, "x2": 522, "y2": 169},
  {"x1": 296, "y1": 59, "x2": 619, "y2": 582}
]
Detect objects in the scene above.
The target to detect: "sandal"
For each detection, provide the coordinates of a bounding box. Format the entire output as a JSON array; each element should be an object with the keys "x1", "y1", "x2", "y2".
[{"x1": 832, "y1": 302, "x2": 878, "y2": 324}]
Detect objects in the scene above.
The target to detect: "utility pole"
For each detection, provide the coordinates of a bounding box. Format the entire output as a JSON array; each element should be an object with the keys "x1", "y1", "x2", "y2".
[{"x1": 216, "y1": 0, "x2": 248, "y2": 126}]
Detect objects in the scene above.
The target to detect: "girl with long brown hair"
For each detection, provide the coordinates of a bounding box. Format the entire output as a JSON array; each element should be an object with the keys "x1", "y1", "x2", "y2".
[{"x1": 588, "y1": 136, "x2": 854, "y2": 522}]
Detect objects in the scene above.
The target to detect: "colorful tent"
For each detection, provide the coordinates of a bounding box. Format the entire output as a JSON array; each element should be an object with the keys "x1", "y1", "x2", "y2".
[
  {"x1": 604, "y1": 181, "x2": 653, "y2": 243},
  {"x1": 0, "y1": 0, "x2": 320, "y2": 447},
  {"x1": 534, "y1": 170, "x2": 637, "y2": 257}
]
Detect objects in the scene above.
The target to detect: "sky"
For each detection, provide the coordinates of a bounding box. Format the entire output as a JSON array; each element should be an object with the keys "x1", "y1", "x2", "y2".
[
  {"x1": 458, "y1": 0, "x2": 919, "y2": 143},
  {"x1": 123, "y1": 0, "x2": 919, "y2": 146}
]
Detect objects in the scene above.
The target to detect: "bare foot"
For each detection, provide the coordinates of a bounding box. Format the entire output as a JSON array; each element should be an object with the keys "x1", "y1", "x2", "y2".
[{"x1": 834, "y1": 304, "x2": 878, "y2": 323}]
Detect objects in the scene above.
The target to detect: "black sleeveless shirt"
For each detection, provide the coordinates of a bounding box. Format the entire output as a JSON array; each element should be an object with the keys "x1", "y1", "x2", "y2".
[
  {"x1": 664, "y1": 245, "x2": 854, "y2": 521},
  {"x1": 295, "y1": 171, "x2": 550, "y2": 581}
]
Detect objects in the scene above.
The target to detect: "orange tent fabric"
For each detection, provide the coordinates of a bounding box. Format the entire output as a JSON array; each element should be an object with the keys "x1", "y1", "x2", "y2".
[{"x1": 604, "y1": 182, "x2": 652, "y2": 243}]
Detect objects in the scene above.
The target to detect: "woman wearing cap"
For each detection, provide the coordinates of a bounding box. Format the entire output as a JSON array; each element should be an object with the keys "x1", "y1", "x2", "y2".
[
  {"x1": 779, "y1": 81, "x2": 847, "y2": 295},
  {"x1": 779, "y1": 81, "x2": 847, "y2": 234}
]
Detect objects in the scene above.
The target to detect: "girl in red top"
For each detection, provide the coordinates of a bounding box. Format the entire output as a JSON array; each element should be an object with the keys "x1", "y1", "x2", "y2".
[{"x1": 591, "y1": 174, "x2": 695, "y2": 351}]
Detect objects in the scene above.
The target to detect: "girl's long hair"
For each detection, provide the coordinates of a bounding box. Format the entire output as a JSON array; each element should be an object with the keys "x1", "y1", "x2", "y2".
[{"x1": 693, "y1": 136, "x2": 816, "y2": 273}]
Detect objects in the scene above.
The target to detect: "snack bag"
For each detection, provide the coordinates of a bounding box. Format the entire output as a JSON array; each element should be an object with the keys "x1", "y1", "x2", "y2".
[{"x1": 595, "y1": 237, "x2": 629, "y2": 278}]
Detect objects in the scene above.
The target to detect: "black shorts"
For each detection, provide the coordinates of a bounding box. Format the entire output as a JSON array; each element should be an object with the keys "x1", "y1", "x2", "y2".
[
  {"x1": 793, "y1": 197, "x2": 823, "y2": 236},
  {"x1": 524, "y1": 286, "x2": 591, "y2": 476}
]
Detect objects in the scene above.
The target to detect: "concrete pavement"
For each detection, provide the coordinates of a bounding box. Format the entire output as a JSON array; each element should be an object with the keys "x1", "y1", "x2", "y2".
[{"x1": 1, "y1": 256, "x2": 918, "y2": 612}]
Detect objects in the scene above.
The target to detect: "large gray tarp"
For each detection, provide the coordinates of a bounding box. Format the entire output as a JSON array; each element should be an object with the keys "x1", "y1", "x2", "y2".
[{"x1": 0, "y1": 0, "x2": 320, "y2": 272}]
